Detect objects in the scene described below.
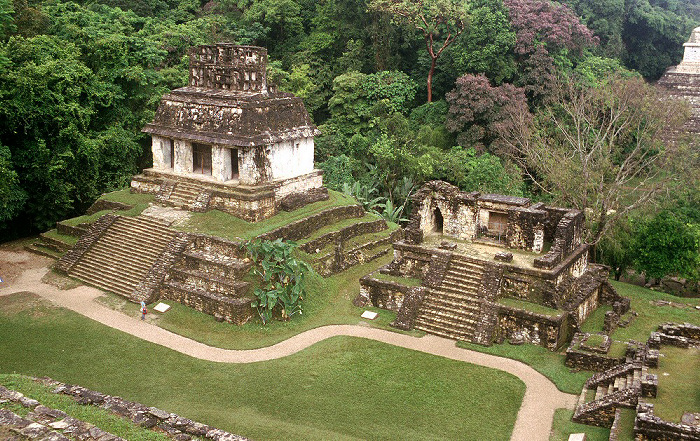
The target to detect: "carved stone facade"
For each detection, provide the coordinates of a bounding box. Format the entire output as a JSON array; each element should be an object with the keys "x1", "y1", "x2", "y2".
[
  {"x1": 133, "y1": 44, "x2": 325, "y2": 221},
  {"x1": 359, "y1": 180, "x2": 624, "y2": 350}
]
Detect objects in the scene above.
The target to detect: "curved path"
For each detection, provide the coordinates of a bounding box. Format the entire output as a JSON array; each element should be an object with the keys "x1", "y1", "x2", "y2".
[{"x1": 0, "y1": 257, "x2": 578, "y2": 441}]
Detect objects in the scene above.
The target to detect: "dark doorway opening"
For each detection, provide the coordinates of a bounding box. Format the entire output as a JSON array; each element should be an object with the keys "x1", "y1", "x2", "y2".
[
  {"x1": 434, "y1": 207, "x2": 444, "y2": 233},
  {"x1": 231, "y1": 148, "x2": 239, "y2": 179},
  {"x1": 169, "y1": 142, "x2": 174, "y2": 169},
  {"x1": 193, "y1": 143, "x2": 212, "y2": 175}
]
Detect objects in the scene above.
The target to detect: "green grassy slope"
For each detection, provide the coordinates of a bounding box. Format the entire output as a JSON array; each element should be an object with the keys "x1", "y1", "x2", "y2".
[{"x1": 0, "y1": 293, "x2": 525, "y2": 441}]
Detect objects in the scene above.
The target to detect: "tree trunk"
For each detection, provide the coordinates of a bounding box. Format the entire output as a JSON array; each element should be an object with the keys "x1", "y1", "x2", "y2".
[{"x1": 427, "y1": 57, "x2": 436, "y2": 103}]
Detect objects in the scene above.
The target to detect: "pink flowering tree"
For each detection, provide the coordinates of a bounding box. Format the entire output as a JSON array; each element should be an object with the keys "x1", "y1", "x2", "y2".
[
  {"x1": 445, "y1": 73, "x2": 531, "y2": 151},
  {"x1": 503, "y1": 0, "x2": 597, "y2": 100}
]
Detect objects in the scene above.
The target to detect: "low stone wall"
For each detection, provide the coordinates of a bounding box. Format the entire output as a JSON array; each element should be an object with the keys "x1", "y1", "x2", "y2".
[
  {"x1": 161, "y1": 281, "x2": 254, "y2": 325},
  {"x1": 496, "y1": 304, "x2": 569, "y2": 350},
  {"x1": 259, "y1": 204, "x2": 365, "y2": 241},
  {"x1": 55, "y1": 214, "x2": 119, "y2": 273},
  {"x1": 56, "y1": 222, "x2": 88, "y2": 237},
  {"x1": 314, "y1": 229, "x2": 401, "y2": 276},
  {"x1": 209, "y1": 189, "x2": 277, "y2": 222},
  {"x1": 565, "y1": 333, "x2": 626, "y2": 371},
  {"x1": 635, "y1": 401, "x2": 700, "y2": 441},
  {"x1": 390, "y1": 287, "x2": 428, "y2": 331},
  {"x1": 658, "y1": 322, "x2": 700, "y2": 341},
  {"x1": 356, "y1": 274, "x2": 414, "y2": 312},
  {"x1": 301, "y1": 219, "x2": 387, "y2": 254},
  {"x1": 130, "y1": 175, "x2": 161, "y2": 194},
  {"x1": 280, "y1": 187, "x2": 329, "y2": 212},
  {"x1": 534, "y1": 210, "x2": 584, "y2": 269},
  {"x1": 35, "y1": 377, "x2": 249, "y2": 440}
]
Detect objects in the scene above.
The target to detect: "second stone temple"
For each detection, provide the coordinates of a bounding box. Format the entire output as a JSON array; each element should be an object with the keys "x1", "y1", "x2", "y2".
[{"x1": 131, "y1": 44, "x2": 325, "y2": 221}]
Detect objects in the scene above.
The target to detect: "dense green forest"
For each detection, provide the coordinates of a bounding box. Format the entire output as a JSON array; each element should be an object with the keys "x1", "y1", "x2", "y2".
[{"x1": 0, "y1": 0, "x2": 698, "y2": 281}]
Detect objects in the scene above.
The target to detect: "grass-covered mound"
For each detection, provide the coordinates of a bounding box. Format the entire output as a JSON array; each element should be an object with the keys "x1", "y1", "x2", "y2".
[
  {"x1": 580, "y1": 281, "x2": 700, "y2": 341},
  {"x1": 648, "y1": 345, "x2": 700, "y2": 422},
  {"x1": 0, "y1": 292, "x2": 525, "y2": 441}
]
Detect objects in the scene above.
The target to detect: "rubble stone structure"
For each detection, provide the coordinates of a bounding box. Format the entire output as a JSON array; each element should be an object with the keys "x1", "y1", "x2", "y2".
[
  {"x1": 131, "y1": 44, "x2": 324, "y2": 221},
  {"x1": 572, "y1": 324, "x2": 700, "y2": 441},
  {"x1": 357, "y1": 180, "x2": 624, "y2": 350},
  {"x1": 657, "y1": 27, "x2": 700, "y2": 136}
]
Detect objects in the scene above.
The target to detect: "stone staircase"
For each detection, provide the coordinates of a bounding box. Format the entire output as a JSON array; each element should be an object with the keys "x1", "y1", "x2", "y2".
[
  {"x1": 573, "y1": 362, "x2": 643, "y2": 427},
  {"x1": 68, "y1": 216, "x2": 176, "y2": 299},
  {"x1": 161, "y1": 180, "x2": 206, "y2": 209},
  {"x1": 414, "y1": 255, "x2": 485, "y2": 341}
]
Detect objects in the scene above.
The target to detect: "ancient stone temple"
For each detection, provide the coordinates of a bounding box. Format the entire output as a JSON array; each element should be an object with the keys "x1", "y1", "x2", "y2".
[
  {"x1": 357, "y1": 181, "x2": 626, "y2": 350},
  {"x1": 657, "y1": 27, "x2": 700, "y2": 136},
  {"x1": 131, "y1": 44, "x2": 325, "y2": 221}
]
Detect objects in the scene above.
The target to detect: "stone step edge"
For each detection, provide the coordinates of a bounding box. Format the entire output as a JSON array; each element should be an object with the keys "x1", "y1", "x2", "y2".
[{"x1": 4, "y1": 377, "x2": 250, "y2": 441}]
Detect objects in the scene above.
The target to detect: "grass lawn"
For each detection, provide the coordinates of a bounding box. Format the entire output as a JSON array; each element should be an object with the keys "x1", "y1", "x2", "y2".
[
  {"x1": 99, "y1": 189, "x2": 156, "y2": 205},
  {"x1": 457, "y1": 341, "x2": 592, "y2": 394},
  {"x1": 549, "y1": 409, "x2": 610, "y2": 441},
  {"x1": 0, "y1": 293, "x2": 525, "y2": 441},
  {"x1": 175, "y1": 190, "x2": 359, "y2": 241},
  {"x1": 42, "y1": 229, "x2": 80, "y2": 246},
  {"x1": 0, "y1": 374, "x2": 169, "y2": 441},
  {"x1": 580, "y1": 282, "x2": 700, "y2": 342},
  {"x1": 648, "y1": 345, "x2": 700, "y2": 422}
]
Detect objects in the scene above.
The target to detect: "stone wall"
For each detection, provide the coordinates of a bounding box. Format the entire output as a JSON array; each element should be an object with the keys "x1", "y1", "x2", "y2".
[
  {"x1": 506, "y1": 206, "x2": 546, "y2": 252},
  {"x1": 496, "y1": 304, "x2": 569, "y2": 350},
  {"x1": 534, "y1": 210, "x2": 585, "y2": 269},
  {"x1": 259, "y1": 205, "x2": 364, "y2": 241},
  {"x1": 301, "y1": 219, "x2": 388, "y2": 254},
  {"x1": 565, "y1": 333, "x2": 627, "y2": 371},
  {"x1": 160, "y1": 284, "x2": 254, "y2": 325},
  {"x1": 34, "y1": 376, "x2": 249, "y2": 440},
  {"x1": 390, "y1": 287, "x2": 428, "y2": 331},
  {"x1": 313, "y1": 229, "x2": 401, "y2": 276},
  {"x1": 160, "y1": 234, "x2": 255, "y2": 325},
  {"x1": 356, "y1": 275, "x2": 415, "y2": 312},
  {"x1": 635, "y1": 401, "x2": 700, "y2": 441},
  {"x1": 133, "y1": 232, "x2": 194, "y2": 304}
]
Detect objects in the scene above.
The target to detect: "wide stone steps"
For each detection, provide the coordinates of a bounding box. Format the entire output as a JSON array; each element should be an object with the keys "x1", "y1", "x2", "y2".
[
  {"x1": 412, "y1": 257, "x2": 486, "y2": 342},
  {"x1": 69, "y1": 216, "x2": 175, "y2": 298},
  {"x1": 447, "y1": 262, "x2": 484, "y2": 277},
  {"x1": 87, "y1": 230, "x2": 167, "y2": 257},
  {"x1": 417, "y1": 307, "x2": 479, "y2": 328},
  {"x1": 422, "y1": 295, "x2": 482, "y2": 313},
  {"x1": 441, "y1": 279, "x2": 481, "y2": 293},
  {"x1": 414, "y1": 320, "x2": 475, "y2": 341},
  {"x1": 430, "y1": 284, "x2": 481, "y2": 302},
  {"x1": 167, "y1": 182, "x2": 204, "y2": 207}
]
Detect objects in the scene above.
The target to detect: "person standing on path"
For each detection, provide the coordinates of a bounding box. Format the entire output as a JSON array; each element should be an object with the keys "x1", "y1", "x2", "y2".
[{"x1": 140, "y1": 301, "x2": 147, "y2": 321}]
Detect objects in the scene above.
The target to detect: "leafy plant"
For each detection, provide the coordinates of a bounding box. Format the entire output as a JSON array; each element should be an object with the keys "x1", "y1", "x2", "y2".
[
  {"x1": 245, "y1": 238, "x2": 313, "y2": 324},
  {"x1": 341, "y1": 181, "x2": 384, "y2": 213}
]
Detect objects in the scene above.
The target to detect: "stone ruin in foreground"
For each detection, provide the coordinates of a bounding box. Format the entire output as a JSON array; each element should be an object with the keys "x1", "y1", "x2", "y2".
[{"x1": 357, "y1": 180, "x2": 628, "y2": 350}]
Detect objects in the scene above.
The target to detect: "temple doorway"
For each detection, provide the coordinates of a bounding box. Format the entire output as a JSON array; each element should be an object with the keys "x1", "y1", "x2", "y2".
[
  {"x1": 433, "y1": 207, "x2": 444, "y2": 234},
  {"x1": 193, "y1": 143, "x2": 212, "y2": 175},
  {"x1": 231, "y1": 148, "x2": 239, "y2": 179}
]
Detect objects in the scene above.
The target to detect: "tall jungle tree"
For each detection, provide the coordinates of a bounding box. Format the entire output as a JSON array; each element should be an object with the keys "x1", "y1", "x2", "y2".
[{"x1": 368, "y1": 0, "x2": 468, "y2": 102}]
